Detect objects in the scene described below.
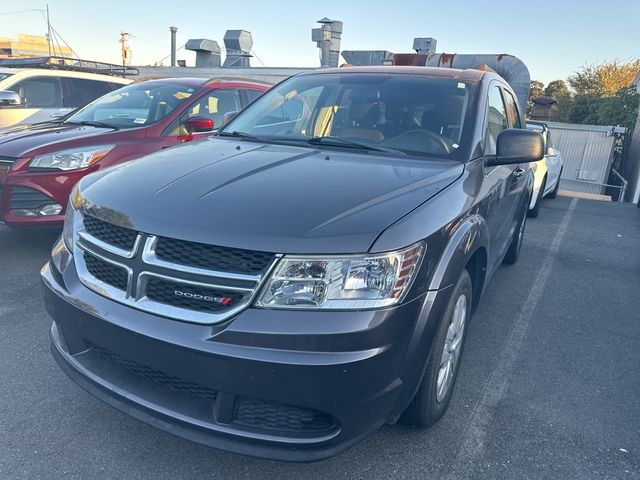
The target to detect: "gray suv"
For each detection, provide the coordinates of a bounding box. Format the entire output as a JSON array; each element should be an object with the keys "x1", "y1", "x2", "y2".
[{"x1": 42, "y1": 66, "x2": 541, "y2": 461}]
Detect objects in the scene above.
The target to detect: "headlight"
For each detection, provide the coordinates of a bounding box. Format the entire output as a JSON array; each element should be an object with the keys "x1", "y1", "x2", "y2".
[
  {"x1": 62, "y1": 187, "x2": 83, "y2": 250},
  {"x1": 256, "y1": 242, "x2": 424, "y2": 309},
  {"x1": 29, "y1": 145, "x2": 115, "y2": 171}
]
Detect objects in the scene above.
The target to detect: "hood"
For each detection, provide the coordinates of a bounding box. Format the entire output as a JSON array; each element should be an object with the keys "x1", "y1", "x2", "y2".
[
  {"x1": 0, "y1": 122, "x2": 113, "y2": 158},
  {"x1": 80, "y1": 137, "x2": 463, "y2": 254}
]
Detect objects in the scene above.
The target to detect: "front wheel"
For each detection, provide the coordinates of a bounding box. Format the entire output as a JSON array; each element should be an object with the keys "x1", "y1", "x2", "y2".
[{"x1": 400, "y1": 269, "x2": 472, "y2": 428}]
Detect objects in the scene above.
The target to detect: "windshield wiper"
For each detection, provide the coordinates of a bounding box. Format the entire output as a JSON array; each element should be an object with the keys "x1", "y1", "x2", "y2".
[
  {"x1": 66, "y1": 120, "x2": 118, "y2": 130},
  {"x1": 217, "y1": 130, "x2": 259, "y2": 140},
  {"x1": 307, "y1": 136, "x2": 405, "y2": 155}
]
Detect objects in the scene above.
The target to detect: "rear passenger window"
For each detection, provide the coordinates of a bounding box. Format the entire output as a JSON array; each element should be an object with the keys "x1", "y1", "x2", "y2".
[
  {"x1": 9, "y1": 77, "x2": 63, "y2": 108},
  {"x1": 485, "y1": 86, "x2": 508, "y2": 155},
  {"x1": 503, "y1": 90, "x2": 522, "y2": 129},
  {"x1": 64, "y1": 78, "x2": 117, "y2": 108}
]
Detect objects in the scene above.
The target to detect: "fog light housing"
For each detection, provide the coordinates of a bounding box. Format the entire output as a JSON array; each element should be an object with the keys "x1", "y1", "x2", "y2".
[{"x1": 12, "y1": 203, "x2": 63, "y2": 217}]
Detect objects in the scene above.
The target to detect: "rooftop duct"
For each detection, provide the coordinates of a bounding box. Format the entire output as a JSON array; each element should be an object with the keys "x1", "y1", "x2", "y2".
[
  {"x1": 413, "y1": 38, "x2": 437, "y2": 55},
  {"x1": 185, "y1": 38, "x2": 221, "y2": 68},
  {"x1": 223, "y1": 30, "x2": 253, "y2": 68},
  {"x1": 341, "y1": 50, "x2": 393, "y2": 66},
  {"x1": 312, "y1": 18, "x2": 343, "y2": 67}
]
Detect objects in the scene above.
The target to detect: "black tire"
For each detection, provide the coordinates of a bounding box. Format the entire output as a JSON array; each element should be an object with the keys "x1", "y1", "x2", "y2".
[
  {"x1": 400, "y1": 269, "x2": 472, "y2": 428},
  {"x1": 527, "y1": 176, "x2": 545, "y2": 218},
  {"x1": 503, "y1": 201, "x2": 527, "y2": 265},
  {"x1": 547, "y1": 169, "x2": 562, "y2": 199}
]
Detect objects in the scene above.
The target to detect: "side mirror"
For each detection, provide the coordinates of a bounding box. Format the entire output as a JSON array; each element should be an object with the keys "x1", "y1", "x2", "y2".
[
  {"x1": 487, "y1": 129, "x2": 544, "y2": 166},
  {"x1": 186, "y1": 116, "x2": 214, "y2": 133},
  {"x1": 222, "y1": 110, "x2": 239, "y2": 126},
  {"x1": 0, "y1": 90, "x2": 23, "y2": 107}
]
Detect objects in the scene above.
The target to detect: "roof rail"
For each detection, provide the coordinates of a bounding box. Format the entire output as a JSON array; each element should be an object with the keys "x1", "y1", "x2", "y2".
[{"x1": 0, "y1": 56, "x2": 139, "y2": 77}]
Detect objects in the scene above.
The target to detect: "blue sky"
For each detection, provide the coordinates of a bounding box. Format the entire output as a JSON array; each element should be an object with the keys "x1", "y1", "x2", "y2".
[{"x1": 1, "y1": 0, "x2": 638, "y2": 85}]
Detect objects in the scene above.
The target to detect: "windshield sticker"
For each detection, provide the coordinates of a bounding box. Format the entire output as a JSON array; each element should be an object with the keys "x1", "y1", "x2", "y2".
[
  {"x1": 457, "y1": 82, "x2": 465, "y2": 89},
  {"x1": 133, "y1": 118, "x2": 147, "y2": 124},
  {"x1": 173, "y1": 91, "x2": 192, "y2": 100}
]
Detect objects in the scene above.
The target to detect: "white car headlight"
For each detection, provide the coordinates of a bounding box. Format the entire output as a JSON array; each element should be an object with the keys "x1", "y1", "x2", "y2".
[
  {"x1": 30, "y1": 145, "x2": 115, "y2": 171},
  {"x1": 256, "y1": 242, "x2": 424, "y2": 309}
]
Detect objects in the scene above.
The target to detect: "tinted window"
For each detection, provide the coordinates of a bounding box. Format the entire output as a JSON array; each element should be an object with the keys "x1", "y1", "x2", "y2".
[
  {"x1": 64, "y1": 78, "x2": 118, "y2": 108},
  {"x1": 503, "y1": 90, "x2": 522, "y2": 128},
  {"x1": 227, "y1": 74, "x2": 470, "y2": 156},
  {"x1": 9, "y1": 77, "x2": 63, "y2": 108},
  {"x1": 67, "y1": 82, "x2": 195, "y2": 128},
  {"x1": 485, "y1": 86, "x2": 508, "y2": 155},
  {"x1": 0, "y1": 73, "x2": 12, "y2": 81},
  {"x1": 244, "y1": 89, "x2": 263, "y2": 103}
]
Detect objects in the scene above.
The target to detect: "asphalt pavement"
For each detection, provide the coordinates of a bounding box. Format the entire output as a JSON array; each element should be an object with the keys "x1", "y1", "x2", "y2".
[{"x1": 0, "y1": 196, "x2": 638, "y2": 480}]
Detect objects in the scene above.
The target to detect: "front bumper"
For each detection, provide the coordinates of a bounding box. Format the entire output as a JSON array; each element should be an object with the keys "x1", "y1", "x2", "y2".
[
  {"x1": 42, "y1": 250, "x2": 450, "y2": 461},
  {"x1": 0, "y1": 168, "x2": 87, "y2": 227}
]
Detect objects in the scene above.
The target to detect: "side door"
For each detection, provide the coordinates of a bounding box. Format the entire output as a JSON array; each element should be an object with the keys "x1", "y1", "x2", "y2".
[
  {"x1": 483, "y1": 83, "x2": 517, "y2": 268},
  {"x1": 502, "y1": 88, "x2": 528, "y2": 224},
  {"x1": 2, "y1": 76, "x2": 65, "y2": 127},
  {"x1": 161, "y1": 88, "x2": 242, "y2": 146}
]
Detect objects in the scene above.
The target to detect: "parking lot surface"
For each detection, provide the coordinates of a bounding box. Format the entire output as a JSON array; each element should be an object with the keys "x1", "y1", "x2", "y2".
[{"x1": 1, "y1": 196, "x2": 638, "y2": 480}]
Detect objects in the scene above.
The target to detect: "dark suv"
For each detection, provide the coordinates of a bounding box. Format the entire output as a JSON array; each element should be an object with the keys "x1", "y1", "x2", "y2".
[{"x1": 42, "y1": 66, "x2": 541, "y2": 461}]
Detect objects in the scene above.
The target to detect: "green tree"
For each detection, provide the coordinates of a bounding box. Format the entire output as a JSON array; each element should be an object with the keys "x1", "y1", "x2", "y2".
[
  {"x1": 568, "y1": 59, "x2": 640, "y2": 97},
  {"x1": 544, "y1": 80, "x2": 572, "y2": 122},
  {"x1": 544, "y1": 79, "x2": 569, "y2": 98}
]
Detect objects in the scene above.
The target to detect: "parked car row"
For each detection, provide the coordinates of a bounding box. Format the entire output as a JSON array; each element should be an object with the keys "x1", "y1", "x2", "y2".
[
  {"x1": 1, "y1": 62, "x2": 562, "y2": 461},
  {"x1": 0, "y1": 76, "x2": 268, "y2": 226}
]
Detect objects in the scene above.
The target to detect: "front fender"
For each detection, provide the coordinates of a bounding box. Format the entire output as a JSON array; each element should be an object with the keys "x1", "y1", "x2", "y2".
[{"x1": 428, "y1": 213, "x2": 489, "y2": 292}]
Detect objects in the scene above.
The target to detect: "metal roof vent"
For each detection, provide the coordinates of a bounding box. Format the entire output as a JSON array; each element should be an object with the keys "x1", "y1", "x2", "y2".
[
  {"x1": 223, "y1": 30, "x2": 253, "y2": 68},
  {"x1": 185, "y1": 39, "x2": 221, "y2": 68},
  {"x1": 413, "y1": 38, "x2": 437, "y2": 55},
  {"x1": 341, "y1": 50, "x2": 394, "y2": 66},
  {"x1": 312, "y1": 18, "x2": 343, "y2": 68}
]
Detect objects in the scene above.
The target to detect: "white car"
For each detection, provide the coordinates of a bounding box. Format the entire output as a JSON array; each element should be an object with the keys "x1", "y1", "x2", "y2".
[
  {"x1": 0, "y1": 59, "x2": 131, "y2": 129},
  {"x1": 526, "y1": 121, "x2": 563, "y2": 217}
]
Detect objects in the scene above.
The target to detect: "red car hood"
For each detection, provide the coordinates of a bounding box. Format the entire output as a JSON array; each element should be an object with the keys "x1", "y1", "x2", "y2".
[{"x1": 0, "y1": 122, "x2": 116, "y2": 158}]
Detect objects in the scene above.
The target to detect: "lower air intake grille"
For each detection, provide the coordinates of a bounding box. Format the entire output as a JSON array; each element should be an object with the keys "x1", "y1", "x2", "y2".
[
  {"x1": 83, "y1": 215, "x2": 138, "y2": 251},
  {"x1": 10, "y1": 186, "x2": 55, "y2": 210},
  {"x1": 92, "y1": 344, "x2": 217, "y2": 401},
  {"x1": 234, "y1": 398, "x2": 337, "y2": 432},
  {"x1": 84, "y1": 253, "x2": 128, "y2": 291},
  {"x1": 145, "y1": 278, "x2": 242, "y2": 313}
]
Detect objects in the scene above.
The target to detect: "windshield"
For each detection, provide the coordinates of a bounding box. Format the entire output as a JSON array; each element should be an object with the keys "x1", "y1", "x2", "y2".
[
  {"x1": 224, "y1": 73, "x2": 470, "y2": 156},
  {"x1": 66, "y1": 82, "x2": 196, "y2": 129}
]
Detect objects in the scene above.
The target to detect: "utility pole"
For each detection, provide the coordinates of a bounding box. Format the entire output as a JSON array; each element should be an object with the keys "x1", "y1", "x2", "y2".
[
  {"x1": 46, "y1": 4, "x2": 52, "y2": 57},
  {"x1": 120, "y1": 32, "x2": 131, "y2": 70}
]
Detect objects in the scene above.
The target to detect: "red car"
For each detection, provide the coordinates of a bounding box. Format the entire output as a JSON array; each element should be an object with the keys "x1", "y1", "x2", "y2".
[{"x1": 0, "y1": 77, "x2": 267, "y2": 227}]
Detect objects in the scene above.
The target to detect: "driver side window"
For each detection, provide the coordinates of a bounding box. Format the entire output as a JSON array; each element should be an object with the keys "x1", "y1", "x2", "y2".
[{"x1": 485, "y1": 86, "x2": 508, "y2": 155}]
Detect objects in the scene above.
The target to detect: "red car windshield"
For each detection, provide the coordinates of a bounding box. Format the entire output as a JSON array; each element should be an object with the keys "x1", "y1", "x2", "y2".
[{"x1": 66, "y1": 82, "x2": 197, "y2": 129}]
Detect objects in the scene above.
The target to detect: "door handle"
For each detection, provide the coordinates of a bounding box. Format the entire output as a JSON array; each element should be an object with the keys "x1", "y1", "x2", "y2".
[{"x1": 513, "y1": 168, "x2": 526, "y2": 178}]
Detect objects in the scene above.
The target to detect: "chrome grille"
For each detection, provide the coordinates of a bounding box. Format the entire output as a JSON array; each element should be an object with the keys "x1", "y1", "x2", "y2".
[
  {"x1": 75, "y1": 212, "x2": 278, "y2": 324},
  {"x1": 155, "y1": 237, "x2": 274, "y2": 275},
  {"x1": 83, "y1": 215, "x2": 138, "y2": 251},
  {"x1": 84, "y1": 253, "x2": 128, "y2": 291}
]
